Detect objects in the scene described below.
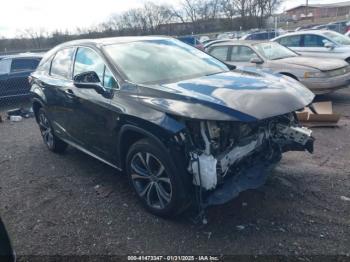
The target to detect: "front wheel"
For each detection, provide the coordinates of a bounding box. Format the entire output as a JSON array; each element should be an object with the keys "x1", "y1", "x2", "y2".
[
  {"x1": 37, "y1": 108, "x2": 68, "y2": 153},
  {"x1": 126, "y1": 138, "x2": 190, "y2": 217}
]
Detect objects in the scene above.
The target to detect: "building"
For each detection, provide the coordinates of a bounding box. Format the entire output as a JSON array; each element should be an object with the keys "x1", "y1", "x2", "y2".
[{"x1": 285, "y1": 1, "x2": 350, "y2": 21}]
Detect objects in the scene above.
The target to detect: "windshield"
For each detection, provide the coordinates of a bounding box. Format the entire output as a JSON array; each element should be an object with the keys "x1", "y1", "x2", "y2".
[
  {"x1": 103, "y1": 39, "x2": 229, "y2": 84},
  {"x1": 323, "y1": 31, "x2": 350, "y2": 45},
  {"x1": 254, "y1": 42, "x2": 297, "y2": 60}
]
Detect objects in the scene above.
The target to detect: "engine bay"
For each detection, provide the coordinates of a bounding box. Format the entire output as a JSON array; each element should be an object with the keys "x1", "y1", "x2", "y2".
[{"x1": 184, "y1": 114, "x2": 314, "y2": 192}]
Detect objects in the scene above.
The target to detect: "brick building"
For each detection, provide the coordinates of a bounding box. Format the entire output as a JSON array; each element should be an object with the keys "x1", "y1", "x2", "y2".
[{"x1": 285, "y1": 1, "x2": 350, "y2": 21}]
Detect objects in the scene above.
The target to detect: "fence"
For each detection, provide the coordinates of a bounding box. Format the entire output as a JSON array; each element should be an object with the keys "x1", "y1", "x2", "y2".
[{"x1": 0, "y1": 53, "x2": 43, "y2": 112}]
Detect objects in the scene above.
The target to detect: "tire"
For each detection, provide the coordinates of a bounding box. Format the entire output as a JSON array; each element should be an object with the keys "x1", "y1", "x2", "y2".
[
  {"x1": 37, "y1": 108, "x2": 68, "y2": 153},
  {"x1": 126, "y1": 138, "x2": 190, "y2": 217}
]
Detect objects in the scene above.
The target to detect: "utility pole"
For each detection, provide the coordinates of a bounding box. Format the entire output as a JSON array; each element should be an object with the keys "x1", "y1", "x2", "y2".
[{"x1": 305, "y1": 0, "x2": 309, "y2": 19}]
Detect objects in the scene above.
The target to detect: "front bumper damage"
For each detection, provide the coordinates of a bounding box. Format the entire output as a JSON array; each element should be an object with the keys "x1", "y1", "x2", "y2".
[{"x1": 184, "y1": 114, "x2": 314, "y2": 208}]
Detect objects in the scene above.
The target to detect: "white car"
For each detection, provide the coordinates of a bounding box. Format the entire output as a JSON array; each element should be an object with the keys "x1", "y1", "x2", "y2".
[{"x1": 272, "y1": 30, "x2": 350, "y2": 63}]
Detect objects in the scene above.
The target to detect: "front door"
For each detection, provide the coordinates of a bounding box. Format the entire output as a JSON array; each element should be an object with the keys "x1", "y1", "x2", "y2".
[{"x1": 69, "y1": 47, "x2": 119, "y2": 162}]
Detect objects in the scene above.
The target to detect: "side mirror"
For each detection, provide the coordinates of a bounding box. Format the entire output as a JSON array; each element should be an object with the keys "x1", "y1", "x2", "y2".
[
  {"x1": 73, "y1": 71, "x2": 111, "y2": 98},
  {"x1": 324, "y1": 41, "x2": 335, "y2": 49},
  {"x1": 250, "y1": 57, "x2": 264, "y2": 64}
]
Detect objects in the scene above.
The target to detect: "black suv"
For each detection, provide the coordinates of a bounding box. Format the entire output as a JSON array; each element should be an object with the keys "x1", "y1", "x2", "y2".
[
  {"x1": 0, "y1": 54, "x2": 42, "y2": 99},
  {"x1": 30, "y1": 37, "x2": 314, "y2": 217}
]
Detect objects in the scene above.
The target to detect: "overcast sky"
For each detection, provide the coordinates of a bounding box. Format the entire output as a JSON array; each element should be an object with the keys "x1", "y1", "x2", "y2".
[{"x1": 0, "y1": 0, "x2": 348, "y2": 38}]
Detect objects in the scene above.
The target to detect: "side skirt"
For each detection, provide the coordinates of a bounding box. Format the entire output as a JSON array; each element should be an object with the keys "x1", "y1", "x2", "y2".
[{"x1": 60, "y1": 138, "x2": 123, "y2": 171}]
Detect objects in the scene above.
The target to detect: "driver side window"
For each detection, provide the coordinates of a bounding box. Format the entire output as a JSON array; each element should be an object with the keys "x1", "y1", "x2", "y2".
[
  {"x1": 303, "y1": 35, "x2": 328, "y2": 47},
  {"x1": 74, "y1": 47, "x2": 117, "y2": 89}
]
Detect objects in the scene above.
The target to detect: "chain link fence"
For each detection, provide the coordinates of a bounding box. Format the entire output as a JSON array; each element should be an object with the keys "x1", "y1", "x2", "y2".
[{"x1": 0, "y1": 50, "x2": 47, "y2": 115}]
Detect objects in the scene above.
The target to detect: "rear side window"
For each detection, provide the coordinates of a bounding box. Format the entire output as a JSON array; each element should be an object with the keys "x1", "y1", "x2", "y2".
[
  {"x1": 277, "y1": 35, "x2": 302, "y2": 47},
  {"x1": 51, "y1": 48, "x2": 75, "y2": 79},
  {"x1": 209, "y1": 46, "x2": 229, "y2": 61},
  {"x1": 37, "y1": 56, "x2": 53, "y2": 73},
  {"x1": 10, "y1": 58, "x2": 40, "y2": 72}
]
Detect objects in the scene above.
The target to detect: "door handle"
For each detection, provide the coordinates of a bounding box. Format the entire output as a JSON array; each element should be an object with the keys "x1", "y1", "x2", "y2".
[{"x1": 64, "y1": 89, "x2": 76, "y2": 98}]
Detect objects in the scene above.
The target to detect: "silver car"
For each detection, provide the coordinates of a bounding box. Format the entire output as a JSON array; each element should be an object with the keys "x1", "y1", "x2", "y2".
[
  {"x1": 207, "y1": 40, "x2": 350, "y2": 94},
  {"x1": 272, "y1": 30, "x2": 350, "y2": 63}
]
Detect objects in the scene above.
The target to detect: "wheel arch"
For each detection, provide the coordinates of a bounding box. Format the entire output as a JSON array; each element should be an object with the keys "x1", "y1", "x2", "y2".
[
  {"x1": 117, "y1": 124, "x2": 178, "y2": 170},
  {"x1": 279, "y1": 72, "x2": 299, "y2": 80},
  {"x1": 32, "y1": 98, "x2": 44, "y2": 123}
]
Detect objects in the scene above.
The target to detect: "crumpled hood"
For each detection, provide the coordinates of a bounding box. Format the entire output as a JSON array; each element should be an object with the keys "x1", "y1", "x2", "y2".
[
  {"x1": 280, "y1": 56, "x2": 348, "y2": 71},
  {"x1": 138, "y1": 70, "x2": 314, "y2": 121}
]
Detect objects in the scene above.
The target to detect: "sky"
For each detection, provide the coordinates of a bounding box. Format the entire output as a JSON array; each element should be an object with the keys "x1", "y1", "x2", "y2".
[{"x1": 0, "y1": 0, "x2": 348, "y2": 38}]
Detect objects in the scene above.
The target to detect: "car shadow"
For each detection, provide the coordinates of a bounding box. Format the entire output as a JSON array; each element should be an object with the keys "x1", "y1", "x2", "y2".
[{"x1": 62, "y1": 146, "x2": 310, "y2": 231}]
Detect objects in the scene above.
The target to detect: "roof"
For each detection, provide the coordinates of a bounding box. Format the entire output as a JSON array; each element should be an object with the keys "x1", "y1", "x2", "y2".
[
  {"x1": 273, "y1": 30, "x2": 333, "y2": 38},
  {"x1": 57, "y1": 36, "x2": 172, "y2": 49},
  {"x1": 209, "y1": 40, "x2": 269, "y2": 47},
  {"x1": 285, "y1": 1, "x2": 350, "y2": 12}
]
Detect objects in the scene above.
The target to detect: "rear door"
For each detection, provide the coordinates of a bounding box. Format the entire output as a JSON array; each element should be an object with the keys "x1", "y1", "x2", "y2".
[
  {"x1": 275, "y1": 35, "x2": 303, "y2": 54},
  {"x1": 209, "y1": 45, "x2": 230, "y2": 62},
  {"x1": 43, "y1": 47, "x2": 77, "y2": 142}
]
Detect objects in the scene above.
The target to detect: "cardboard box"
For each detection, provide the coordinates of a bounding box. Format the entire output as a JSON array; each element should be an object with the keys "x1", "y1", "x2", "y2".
[{"x1": 296, "y1": 101, "x2": 341, "y2": 127}]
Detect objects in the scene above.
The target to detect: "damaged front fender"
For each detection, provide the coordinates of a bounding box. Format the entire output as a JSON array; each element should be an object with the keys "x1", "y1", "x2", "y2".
[{"x1": 184, "y1": 114, "x2": 314, "y2": 207}]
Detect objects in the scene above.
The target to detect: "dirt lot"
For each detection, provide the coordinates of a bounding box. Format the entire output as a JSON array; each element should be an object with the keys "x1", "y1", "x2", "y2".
[{"x1": 0, "y1": 90, "x2": 350, "y2": 257}]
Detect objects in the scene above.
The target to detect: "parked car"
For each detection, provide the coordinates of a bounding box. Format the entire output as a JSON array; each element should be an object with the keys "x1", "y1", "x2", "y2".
[
  {"x1": 273, "y1": 30, "x2": 350, "y2": 63},
  {"x1": 203, "y1": 39, "x2": 232, "y2": 50},
  {"x1": 208, "y1": 40, "x2": 350, "y2": 94},
  {"x1": 0, "y1": 54, "x2": 42, "y2": 99},
  {"x1": 30, "y1": 36, "x2": 314, "y2": 217},
  {"x1": 177, "y1": 35, "x2": 204, "y2": 50},
  {"x1": 312, "y1": 21, "x2": 350, "y2": 34},
  {"x1": 295, "y1": 24, "x2": 321, "y2": 31},
  {"x1": 240, "y1": 30, "x2": 281, "y2": 40}
]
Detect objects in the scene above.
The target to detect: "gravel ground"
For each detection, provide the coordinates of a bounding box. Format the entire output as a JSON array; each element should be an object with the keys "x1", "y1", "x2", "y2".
[{"x1": 0, "y1": 90, "x2": 350, "y2": 257}]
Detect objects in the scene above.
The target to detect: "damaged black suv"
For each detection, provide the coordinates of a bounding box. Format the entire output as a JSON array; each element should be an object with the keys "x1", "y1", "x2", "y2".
[{"x1": 30, "y1": 36, "x2": 315, "y2": 217}]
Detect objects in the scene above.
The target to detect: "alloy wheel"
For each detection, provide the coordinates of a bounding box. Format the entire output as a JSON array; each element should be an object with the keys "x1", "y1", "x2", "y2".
[
  {"x1": 130, "y1": 152, "x2": 172, "y2": 210},
  {"x1": 38, "y1": 112, "x2": 54, "y2": 149}
]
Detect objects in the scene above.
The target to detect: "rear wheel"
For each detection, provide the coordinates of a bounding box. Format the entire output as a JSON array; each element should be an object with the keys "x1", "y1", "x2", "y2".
[
  {"x1": 37, "y1": 108, "x2": 68, "y2": 153},
  {"x1": 126, "y1": 138, "x2": 190, "y2": 217}
]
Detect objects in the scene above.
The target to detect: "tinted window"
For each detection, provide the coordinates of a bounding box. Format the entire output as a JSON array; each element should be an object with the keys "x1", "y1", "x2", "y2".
[
  {"x1": 103, "y1": 67, "x2": 118, "y2": 89},
  {"x1": 0, "y1": 59, "x2": 11, "y2": 75},
  {"x1": 277, "y1": 35, "x2": 302, "y2": 47},
  {"x1": 74, "y1": 47, "x2": 104, "y2": 82},
  {"x1": 178, "y1": 37, "x2": 196, "y2": 45},
  {"x1": 51, "y1": 48, "x2": 75, "y2": 79},
  {"x1": 11, "y1": 58, "x2": 39, "y2": 72},
  {"x1": 37, "y1": 57, "x2": 53, "y2": 73},
  {"x1": 230, "y1": 46, "x2": 258, "y2": 62},
  {"x1": 74, "y1": 47, "x2": 117, "y2": 89},
  {"x1": 303, "y1": 34, "x2": 327, "y2": 47},
  {"x1": 209, "y1": 46, "x2": 229, "y2": 61}
]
